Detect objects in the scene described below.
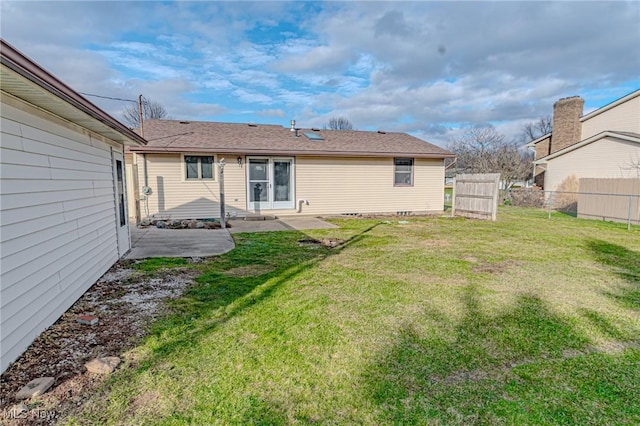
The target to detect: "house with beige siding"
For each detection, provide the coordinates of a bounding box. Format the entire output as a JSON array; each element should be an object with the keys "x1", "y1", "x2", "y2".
[
  {"x1": 127, "y1": 119, "x2": 454, "y2": 221},
  {"x1": 528, "y1": 90, "x2": 640, "y2": 190},
  {"x1": 0, "y1": 39, "x2": 147, "y2": 373}
]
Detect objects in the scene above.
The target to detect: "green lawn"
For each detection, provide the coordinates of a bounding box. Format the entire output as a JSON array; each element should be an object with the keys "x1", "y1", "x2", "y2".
[{"x1": 70, "y1": 208, "x2": 639, "y2": 425}]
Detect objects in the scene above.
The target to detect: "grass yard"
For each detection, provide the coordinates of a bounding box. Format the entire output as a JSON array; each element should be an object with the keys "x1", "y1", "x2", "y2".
[{"x1": 69, "y1": 207, "x2": 639, "y2": 425}]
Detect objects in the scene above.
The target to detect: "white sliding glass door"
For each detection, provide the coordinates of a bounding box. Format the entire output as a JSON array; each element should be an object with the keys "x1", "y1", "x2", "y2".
[{"x1": 247, "y1": 157, "x2": 294, "y2": 211}]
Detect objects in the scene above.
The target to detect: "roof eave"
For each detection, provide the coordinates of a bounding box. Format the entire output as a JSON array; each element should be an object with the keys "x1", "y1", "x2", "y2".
[
  {"x1": 127, "y1": 146, "x2": 455, "y2": 159},
  {"x1": 579, "y1": 89, "x2": 640, "y2": 122},
  {"x1": 0, "y1": 38, "x2": 147, "y2": 146},
  {"x1": 525, "y1": 132, "x2": 552, "y2": 147},
  {"x1": 534, "y1": 131, "x2": 640, "y2": 163}
]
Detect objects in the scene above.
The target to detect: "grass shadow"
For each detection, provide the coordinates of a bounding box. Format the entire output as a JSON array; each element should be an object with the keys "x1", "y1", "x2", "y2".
[
  {"x1": 77, "y1": 222, "x2": 384, "y2": 423},
  {"x1": 133, "y1": 223, "x2": 381, "y2": 368},
  {"x1": 579, "y1": 308, "x2": 634, "y2": 341},
  {"x1": 364, "y1": 288, "x2": 600, "y2": 424},
  {"x1": 587, "y1": 240, "x2": 640, "y2": 309}
]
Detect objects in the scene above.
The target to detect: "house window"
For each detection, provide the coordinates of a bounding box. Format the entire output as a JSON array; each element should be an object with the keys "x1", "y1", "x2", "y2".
[
  {"x1": 185, "y1": 156, "x2": 214, "y2": 180},
  {"x1": 394, "y1": 158, "x2": 414, "y2": 186}
]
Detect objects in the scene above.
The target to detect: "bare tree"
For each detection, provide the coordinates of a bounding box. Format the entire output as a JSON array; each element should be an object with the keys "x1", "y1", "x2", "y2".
[
  {"x1": 449, "y1": 125, "x2": 532, "y2": 193},
  {"x1": 622, "y1": 154, "x2": 640, "y2": 177},
  {"x1": 325, "y1": 116, "x2": 354, "y2": 130},
  {"x1": 449, "y1": 125, "x2": 504, "y2": 173},
  {"x1": 521, "y1": 116, "x2": 552, "y2": 143},
  {"x1": 122, "y1": 96, "x2": 168, "y2": 128}
]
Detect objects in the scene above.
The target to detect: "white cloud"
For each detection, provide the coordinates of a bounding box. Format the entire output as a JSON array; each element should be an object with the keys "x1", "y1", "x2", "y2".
[
  {"x1": 232, "y1": 88, "x2": 273, "y2": 104},
  {"x1": 1, "y1": 0, "x2": 637, "y2": 144},
  {"x1": 256, "y1": 109, "x2": 286, "y2": 118}
]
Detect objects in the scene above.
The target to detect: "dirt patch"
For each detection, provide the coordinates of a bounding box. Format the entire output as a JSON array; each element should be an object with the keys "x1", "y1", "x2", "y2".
[
  {"x1": 0, "y1": 261, "x2": 196, "y2": 425},
  {"x1": 471, "y1": 260, "x2": 522, "y2": 274},
  {"x1": 421, "y1": 239, "x2": 450, "y2": 248},
  {"x1": 126, "y1": 390, "x2": 171, "y2": 419},
  {"x1": 298, "y1": 238, "x2": 345, "y2": 248},
  {"x1": 224, "y1": 265, "x2": 274, "y2": 277}
]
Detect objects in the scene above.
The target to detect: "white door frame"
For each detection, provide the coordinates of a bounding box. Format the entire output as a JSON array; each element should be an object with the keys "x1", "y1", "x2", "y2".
[
  {"x1": 246, "y1": 156, "x2": 295, "y2": 211},
  {"x1": 111, "y1": 147, "x2": 130, "y2": 257}
]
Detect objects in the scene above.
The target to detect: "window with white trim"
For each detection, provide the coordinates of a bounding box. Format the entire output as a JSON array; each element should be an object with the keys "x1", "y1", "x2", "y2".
[
  {"x1": 394, "y1": 158, "x2": 414, "y2": 186},
  {"x1": 185, "y1": 155, "x2": 214, "y2": 180}
]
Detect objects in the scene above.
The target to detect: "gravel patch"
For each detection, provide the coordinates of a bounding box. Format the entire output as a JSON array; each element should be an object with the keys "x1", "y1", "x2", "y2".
[{"x1": 0, "y1": 260, "x2": 196, "y2": 425}]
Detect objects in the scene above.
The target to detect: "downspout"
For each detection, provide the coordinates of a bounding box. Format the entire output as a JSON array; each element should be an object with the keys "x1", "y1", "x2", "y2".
[
  {"x1": 297, "y1": 199, "x2": 309, "y2": 213},
  {"x1": 143, "y1": 153, "x2": 148, "y2": 187}
]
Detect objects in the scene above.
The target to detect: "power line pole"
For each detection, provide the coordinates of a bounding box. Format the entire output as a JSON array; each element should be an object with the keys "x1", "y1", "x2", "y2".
[{"x1": 138, "y1": 94, "x2": 144, "y2": 137}]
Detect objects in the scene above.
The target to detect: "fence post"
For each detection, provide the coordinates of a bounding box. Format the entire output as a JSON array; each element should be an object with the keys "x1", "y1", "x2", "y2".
[
  {"x1": 628, "y1": 195, "x2": 633, "y2": 231},
  {"x1": 548, "y1": 191, "x2": 553, "y2": 220},
  {"x1": 451, "y1": 177, "x2": 456, "y2": 217},
  {"x1": 491, "y1": 174, "x2": 500, "y2": 221}
]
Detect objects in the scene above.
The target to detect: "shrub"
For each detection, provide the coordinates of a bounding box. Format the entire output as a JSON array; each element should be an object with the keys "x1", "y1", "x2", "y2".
[
  {"x1": 553, "y1": 175, "x2": 579, "y2": 213},
  {"x1": 506, "y1": 187, "x2": 545, "y2": 208}
]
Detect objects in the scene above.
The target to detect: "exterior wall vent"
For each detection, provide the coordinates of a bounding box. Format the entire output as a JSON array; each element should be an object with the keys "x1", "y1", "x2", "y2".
[
  {"x1": 248, "y1": 123, "x2": 258, "y2": 127},
  {"x1": 378, "y1": 130, "x2": 386, "y2": 134},
  {"x1": 180, "y1": 121, "x2": 190, "y2": 124}
]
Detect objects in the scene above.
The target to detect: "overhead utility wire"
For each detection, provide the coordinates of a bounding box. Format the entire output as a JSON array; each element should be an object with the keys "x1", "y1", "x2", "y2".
[{"x1": 79, "y1": 92, "x2": 137, "y2": 103}]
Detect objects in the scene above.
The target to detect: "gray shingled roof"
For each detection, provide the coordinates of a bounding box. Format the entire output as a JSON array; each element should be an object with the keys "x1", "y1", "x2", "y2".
[{"x1": 129, "y1": 119, "x2": 454, "y2": 158}]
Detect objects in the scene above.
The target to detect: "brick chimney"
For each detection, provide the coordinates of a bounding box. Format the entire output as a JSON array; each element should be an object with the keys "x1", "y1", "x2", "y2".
[{"x1": 550, "y1": 96, "x2": 584, "y2": 154}]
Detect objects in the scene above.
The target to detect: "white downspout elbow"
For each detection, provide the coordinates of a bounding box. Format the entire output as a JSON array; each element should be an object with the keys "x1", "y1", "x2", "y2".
[{"x1": 297, "y1": 199, "x2": 309, "y2": 213}]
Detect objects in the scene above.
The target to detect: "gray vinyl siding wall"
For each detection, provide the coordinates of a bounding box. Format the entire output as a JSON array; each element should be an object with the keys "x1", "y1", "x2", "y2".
[{"x1": 0, "y1": 94, "x2": 123, "y2": 373}]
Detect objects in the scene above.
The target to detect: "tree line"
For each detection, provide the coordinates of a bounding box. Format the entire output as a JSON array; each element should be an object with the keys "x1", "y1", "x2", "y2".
[{"x1": 447, "y1": 117, "x2": 551, "y2": 191}]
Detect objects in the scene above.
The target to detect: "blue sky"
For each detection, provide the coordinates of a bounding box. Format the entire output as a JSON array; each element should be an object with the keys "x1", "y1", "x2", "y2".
[{"x1": 1, "y1": 1, "x2": 638, "y2": 146}]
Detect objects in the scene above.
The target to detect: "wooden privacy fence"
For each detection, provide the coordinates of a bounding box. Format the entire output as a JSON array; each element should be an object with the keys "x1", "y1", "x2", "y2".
[
  {"x1": 578, "y1": 178, "x2": 640, "y2": 227},
  {"x1": 452, "y1": 173, "x2": 500, "y2": 221}
]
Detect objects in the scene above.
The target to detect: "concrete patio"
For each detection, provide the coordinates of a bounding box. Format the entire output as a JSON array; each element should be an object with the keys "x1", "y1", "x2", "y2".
[
  {"x1": 125, "y1": 216, "x2": 337, "y2": 259},
  {"x1": 126, "y1": 226, "x2": 235, "y2": 259},
  {"x1": 227, "y1": 216, "x2": 338, "y2": 234}
]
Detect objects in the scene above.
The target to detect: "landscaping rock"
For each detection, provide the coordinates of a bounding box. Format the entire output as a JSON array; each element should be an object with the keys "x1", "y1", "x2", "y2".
[
  {"x1": 188, "y1": 221, "x2": 197, "y2": 229},
  {"x1": 140, "y1": 218, "x2": 151, "y2": 226},
  {"x1": 16, "y1": 377, "x2": 55, "y2": 400},
  {"x1": 85, "y1": 356, "x2": 121, "y2": 374},
  {"x1": 156, "y1": 220, "x2": 166, "y2": 228},
  {"x1": 76, "y1": 315, "x2": 98, "y2": 326},
  {"x1": 170, "y1": 219, "x2": 182, "y2": 227},
  {"x1": 196, "y1": 221, "x2": 205, "y2": 228}
]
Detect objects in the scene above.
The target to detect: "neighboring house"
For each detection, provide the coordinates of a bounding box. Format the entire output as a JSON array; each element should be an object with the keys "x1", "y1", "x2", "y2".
[
  {"x1": 0, "y1": 40, "x2": 147, "y2": 373},
  {"x1": 527, "y1": 90, "x2": 640, "y2": 190},
  {"x1": 126, "y1": 119, "x2": 454, "y2": 220}
]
